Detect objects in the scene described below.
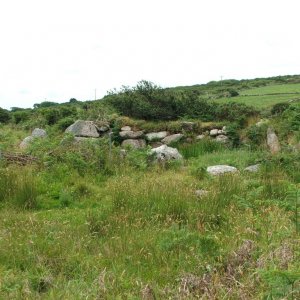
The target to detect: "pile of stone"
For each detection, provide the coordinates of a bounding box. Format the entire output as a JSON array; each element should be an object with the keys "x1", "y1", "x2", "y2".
[
  {"x1": 119, "y1": 126, "x2": 146, "y2": 149},
  {"x1": 120, "y1": 125, "x2": 185, "y2": 149},
  {"x1": 209, "y1": 126, "x2": 228, "y2": 143}
]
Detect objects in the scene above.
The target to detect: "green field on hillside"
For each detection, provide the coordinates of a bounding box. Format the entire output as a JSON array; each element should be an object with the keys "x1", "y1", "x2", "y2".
[
  {"x1": 215, "y1": 94, "x2": 299, "y2": 108},
  {"x1": 240, "y1": 83, "x2": 300, "y2": 95},
  {"x1": 215, "y1": 83, "x2": 300, "y2": 108}
]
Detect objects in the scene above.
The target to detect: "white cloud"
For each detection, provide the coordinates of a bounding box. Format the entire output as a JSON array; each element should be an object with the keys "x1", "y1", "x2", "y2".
[{"x1": 0, "y1": 0, "x2": 299, "y2": 109}]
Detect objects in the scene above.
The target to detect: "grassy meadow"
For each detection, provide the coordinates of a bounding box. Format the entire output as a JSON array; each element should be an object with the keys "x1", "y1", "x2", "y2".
[
  {"x1": 216, "y1": 83, "x2": 300, "y2": 109},
  {"x1": 0, "y1": 76, "x2": 300, "y2": 299}
]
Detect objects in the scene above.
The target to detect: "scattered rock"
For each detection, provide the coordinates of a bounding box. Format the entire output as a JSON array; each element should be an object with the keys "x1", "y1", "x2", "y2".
[
  {"x1": 119, "y1": 130, "x2": 144, "y2": 139},
  {"x1": 20, "y1": 128, "x2": 47, "y2": 149},
  {"x1": 181, "y1": 121, "x2": 195, "y2": 132},
  {"x1": 121, "y1": 139, "x2": 146, "y2": 149},
  {"x1": 210, "y1": 129, "x2": 219, "y2": 137},
  {"x1": 267, "y1": 127, "x2": 280, "y2": 154},
  {"x1": 222, "y1": 126, "x2": 227, "y2": 133},
  {"x1": 207, "y1": 165, "x2": 238, "y2": 176},
  {"x1": 195, "y1": 189, "x2": 209, "y2": 198},
  {"x1": 244, "y1": 164, "x2": 260, "y2": 172},
  {"x1": 145, "y1": 131, "x2": 168, "y2": 141},
  {"x1": 32, "y1": 128, "x2": 47, "y2": 138},
  {"x1": 215, "y1": 135, "x2": 228, "y2": 143},
  {"x1": 20, "y1": 136, "x2": 34, "y2": 149},
  {"x1": 196, "y1": 134, "x2": 205, "y2": 140},
  {"x1": 65, "y1": 120, "x2": 100, "y2": 138},
  {"x1": 121, "y1": 126, "x2": 131, "y2": 131},
  {"x1": 161, "y1": 133, "x2": 183, "y2": 145},
  {"x1": 150, "y1": 145, "x2": 183, "y2": 161}
]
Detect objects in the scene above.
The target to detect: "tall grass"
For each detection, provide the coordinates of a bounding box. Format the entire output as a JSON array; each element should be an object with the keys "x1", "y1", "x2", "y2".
[
  {"x1": 178, "y1": 139, "x2": 225, "y2": 159},
  {"x1": 0, "y1": 167, "x2": 40, "y2": 209}
]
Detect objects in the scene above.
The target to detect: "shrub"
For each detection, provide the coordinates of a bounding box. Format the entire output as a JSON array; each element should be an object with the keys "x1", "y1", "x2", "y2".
[
  {"x1": 0, "y1": 108, "x2": 10, "y2": 123},
  {"x1": 12, "y1": 110, "x2": 31, "y2": 124},
  {"x1": 271, "y1": 102, "x2": 290, "y2": 115},
  {"x1": 215, "y1": 102, "x2": 257, "y2": 125},
  {"x1": 228, "y1": 89, "x2": 239, "y2": 97},
  {"x1": 246, "y1": 124, "x2": 267, "y2": 148},
  {"x1": 56, "y1": 117, "x2": 75, "y2": 131},
  {"x1": 226, "y1": 123, "x2": 241, "y2": 147}
]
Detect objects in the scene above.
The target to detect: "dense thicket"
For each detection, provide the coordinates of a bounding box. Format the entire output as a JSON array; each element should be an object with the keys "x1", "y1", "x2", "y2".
[{"x1": 105, "y1": 80, "x2": 258, "y2": 122}]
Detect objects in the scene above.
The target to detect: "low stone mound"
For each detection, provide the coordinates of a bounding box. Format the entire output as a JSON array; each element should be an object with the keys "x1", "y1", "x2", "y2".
[{"x1": 207, "y1": 165, "x2": 238, "y2": 176}]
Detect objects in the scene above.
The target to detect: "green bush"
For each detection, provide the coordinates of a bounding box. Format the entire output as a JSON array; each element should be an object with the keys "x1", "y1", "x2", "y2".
[
  {"x1": 246, "y1": 124, "x2": 267, "y2": 147},
  {"x1": 12, "y1": 110, "x2": 31, "y2": 124},
  {"x1": 0, "y1": 108, "x2": 10, "y2": 123},
  {"x1": 56, "y1": 117, "x2": 76, "y2": 131},
  {"x1": 215, "y1": 102, "x2": 258, "y2": 125},
  {"x1": 271, "y1": 102, "x2": 290, "y2": 115},
  {"x1": 106, "y1": 81, "x2": 256, "y2": 122}
]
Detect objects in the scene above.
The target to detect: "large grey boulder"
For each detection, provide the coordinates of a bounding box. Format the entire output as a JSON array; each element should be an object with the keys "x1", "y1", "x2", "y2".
[
  {"x1": 162, "y1": 133, "x2": 183, "y2": 145},
  {"x1": 267, "y1": 128, "x2": 280, "y2": 154},
  {"x1": 146, "y1": 131, "x2": 168, "y2": 141},
  {"x1": 150, "y1": 145, "x2": 183, "y2": 161},
  {"x1": 65, "y1": 120, "x2": 100, "y2": 138},
  {"x1": 121, "y1": 139, "x2": 146, "y2": 149},
  {"x1": 119, "y1": 130, "x2": 144, "y2": 139},
  {"x1": 32, "y1": 128, "x2": 47, "y2": 138},
  {"x1": 207, "y1": 165, "x2": 238, "y2": 176}
]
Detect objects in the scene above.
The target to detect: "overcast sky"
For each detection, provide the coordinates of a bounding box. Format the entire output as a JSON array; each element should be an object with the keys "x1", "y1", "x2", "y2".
[{"x1": 0, "y1": 0, "x2": 299, "y2": 109}]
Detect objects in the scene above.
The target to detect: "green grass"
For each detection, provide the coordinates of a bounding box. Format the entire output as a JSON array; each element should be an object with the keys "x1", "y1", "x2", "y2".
[
  {"x1": 215, "y1": 83, "x2": 300, "y2": 109},
  {"x1": 1, "y1": 106, "x2": 300, "y2": 298},
  {"x1": 216, "y1": 94, "x2": 299, "y2": 109},
  {"x1": 0, "y1": 147, "x2": 299, "y2": 298},
  {"x1": 240, "y1": 83, "x2": 300, "y2": 95}
]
